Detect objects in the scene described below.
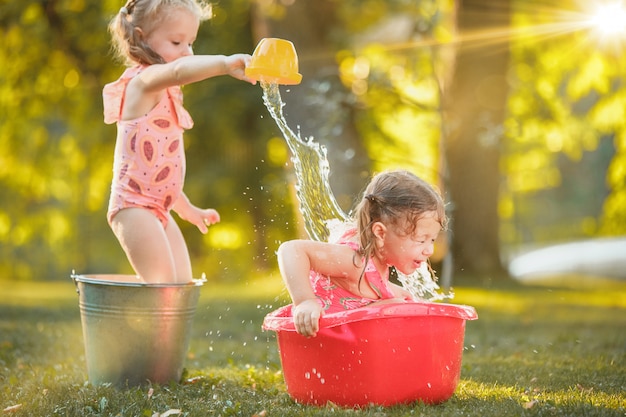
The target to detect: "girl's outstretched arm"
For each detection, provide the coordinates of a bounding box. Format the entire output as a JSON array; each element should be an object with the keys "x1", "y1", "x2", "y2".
[
  {"x1": 122, "y1": 54, "x2": 254, "y2": 120},
  {"x1": 137, "y1": 54, "x2": 255, "y2": 92}
]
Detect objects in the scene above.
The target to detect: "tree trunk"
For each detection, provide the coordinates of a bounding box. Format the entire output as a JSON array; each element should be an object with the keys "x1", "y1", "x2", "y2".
[{"x1": 444, "y1": 0, "x2": 511, "y2": 277}]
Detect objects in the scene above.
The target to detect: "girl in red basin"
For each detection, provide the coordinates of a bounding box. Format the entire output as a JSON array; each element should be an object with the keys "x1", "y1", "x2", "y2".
[
  {"x1": 104, "y1": 0, "x2": 255, "y2": 283},
  {"x1": 277, "y1": 170, "x2": 448, "y2": 337}
]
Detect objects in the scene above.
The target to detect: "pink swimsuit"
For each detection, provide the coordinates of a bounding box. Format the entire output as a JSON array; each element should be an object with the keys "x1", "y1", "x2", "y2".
[
  {"x1": 103, "y1": 66, "x2": 193, "y2": 227},
  {"x1": 311, "y1": 232, "x2": 397, "y2": 314}
]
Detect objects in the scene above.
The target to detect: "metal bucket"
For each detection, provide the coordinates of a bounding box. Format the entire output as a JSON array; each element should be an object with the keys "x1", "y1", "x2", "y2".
[{"x1": 71, "y1": 274, "x2": 204, "y2": 386}]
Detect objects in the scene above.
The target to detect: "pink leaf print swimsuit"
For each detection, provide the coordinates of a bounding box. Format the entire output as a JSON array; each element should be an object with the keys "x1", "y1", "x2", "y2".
[
  {"x1": 103, "y1": 66, "x2": 194, "y2": 228},
  {"x1": 311, "y1": 231, "x2": 397, "y2": 314}
]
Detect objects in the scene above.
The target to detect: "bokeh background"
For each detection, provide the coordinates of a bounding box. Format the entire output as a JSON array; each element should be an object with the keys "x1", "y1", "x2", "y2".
[{"x1": 1, "y1": 0, "x2": 625, "y2": 283}]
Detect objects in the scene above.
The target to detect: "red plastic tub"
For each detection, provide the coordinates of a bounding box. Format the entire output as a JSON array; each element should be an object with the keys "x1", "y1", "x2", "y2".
[{"x1": 263, "y1": 302, "x2": 477, "y2": 407}]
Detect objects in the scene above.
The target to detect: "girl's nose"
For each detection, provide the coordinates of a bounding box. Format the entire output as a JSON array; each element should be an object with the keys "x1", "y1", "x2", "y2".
[
  {"x1": 423, "y1": 242, "x2": 435, "y2": 257},
  {"x1": 184, "y1": 45, "x2": 194, "y2": 56}
]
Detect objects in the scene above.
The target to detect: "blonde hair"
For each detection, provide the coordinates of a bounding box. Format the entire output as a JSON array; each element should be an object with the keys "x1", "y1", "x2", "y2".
[
  {"x1": 108, "y1": 0, "x2": 212, "y2": 66},
  {"x1": 354, "y1": 170, "x2": 448, "y2": 263}
]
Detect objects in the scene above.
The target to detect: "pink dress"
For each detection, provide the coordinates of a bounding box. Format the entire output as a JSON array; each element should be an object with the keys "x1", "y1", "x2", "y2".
[
  {"x1": 311, "y1": 232, "x2": 397, "y2": 314},
  {"x1": 103, "y1": 66, "x2": 194, "y2": 227}
]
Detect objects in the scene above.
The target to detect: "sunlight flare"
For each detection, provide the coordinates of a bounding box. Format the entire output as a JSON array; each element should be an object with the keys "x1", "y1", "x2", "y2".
[{"x1": 589, "y1": 2, "x2": 626, "y2": 36}]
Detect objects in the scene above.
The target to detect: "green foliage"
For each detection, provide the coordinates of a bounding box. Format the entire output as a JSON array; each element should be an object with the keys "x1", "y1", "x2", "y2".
[
  {"x1": 333, "y1": 0, "x2": 455, "y2": 187},
  {"x1": 501, "y1": 0, "x2": 626, "y2": 245},
  {"x1": 0, "y1": 277, "x2": 624, "y2": 416},
  {"x1": 1, "y1": 1, "x2": 118, "y2": 280}
]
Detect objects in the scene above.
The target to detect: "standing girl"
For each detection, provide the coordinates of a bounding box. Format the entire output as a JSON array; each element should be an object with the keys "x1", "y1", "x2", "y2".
[
  {"x1": 104, "y1": 0, "x2": 255, "y2": 283},
  {"x1": 277, "y1": 170, "x2": 448, "y2": 337}
]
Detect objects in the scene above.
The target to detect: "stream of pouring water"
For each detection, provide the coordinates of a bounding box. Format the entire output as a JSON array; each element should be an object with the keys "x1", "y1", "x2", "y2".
[
  {"x1": 261, "y1": 81, "x2": 450, "y2": 301},
  {"x1": 261, "y1": 82, "x2": 350, "y2": 242}
]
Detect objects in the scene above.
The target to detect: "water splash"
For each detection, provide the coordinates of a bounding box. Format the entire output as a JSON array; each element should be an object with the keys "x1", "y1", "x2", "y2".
[
  {"x1": 396, "y1": 263, "x2": 453, "y2": 301},
  {"x1": 261, "y1": 81, "x2": 349, "y2": 242},
  {"x1": 261, "y1": 82, "x2": 450, "y2": 301}
]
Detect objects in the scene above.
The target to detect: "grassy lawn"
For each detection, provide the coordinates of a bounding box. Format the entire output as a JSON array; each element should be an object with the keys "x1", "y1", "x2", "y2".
[{"x1": 0, "y1": 273, "x2": 624, "y2": 416}]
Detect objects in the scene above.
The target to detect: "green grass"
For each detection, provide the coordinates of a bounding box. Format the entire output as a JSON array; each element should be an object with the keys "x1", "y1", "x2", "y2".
[{"x1": 0, "y1": 274, "x2": 624, "y2": 416}]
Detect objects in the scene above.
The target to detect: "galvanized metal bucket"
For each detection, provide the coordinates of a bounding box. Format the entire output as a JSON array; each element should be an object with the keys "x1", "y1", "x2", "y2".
[{"x1": 71, "y1": 274, "x2": 204, "y2": 386}]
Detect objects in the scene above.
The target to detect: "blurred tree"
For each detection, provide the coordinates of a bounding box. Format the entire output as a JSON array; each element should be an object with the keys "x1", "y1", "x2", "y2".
[
  {"x1": 500, "y1": 0, "x2": 626, "y2": 254},
  {"x1": 0, "y1": 0, "x2": 120, "y2": 280},
  {"x1": 444, "y1": 0, "x2": 511, "y2": 276}
]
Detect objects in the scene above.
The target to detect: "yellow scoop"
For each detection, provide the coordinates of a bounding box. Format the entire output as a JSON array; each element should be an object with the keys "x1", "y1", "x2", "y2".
[{"x1": 246, "y1": 38, "x2": 302, "y2": 85}]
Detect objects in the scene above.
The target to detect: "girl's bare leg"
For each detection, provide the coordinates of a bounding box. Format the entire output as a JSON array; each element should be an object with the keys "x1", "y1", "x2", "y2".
[
  {"x1": 164, "y1": 213, "x2": 193, "y2": 282},
  {"x1": 110, "y1": 208, "x2": 181, "y2": 283}
]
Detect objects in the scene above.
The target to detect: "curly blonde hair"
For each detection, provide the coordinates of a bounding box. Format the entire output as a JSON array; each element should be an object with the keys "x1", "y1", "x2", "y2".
[{"x1": 108, "y1": 0, "x2": 212, "y2": 66}]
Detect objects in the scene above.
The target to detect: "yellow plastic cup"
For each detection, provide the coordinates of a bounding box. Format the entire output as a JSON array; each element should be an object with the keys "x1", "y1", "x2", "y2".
[{"x1": 246, "y1": 38, "x2": 303, "y2": 85}]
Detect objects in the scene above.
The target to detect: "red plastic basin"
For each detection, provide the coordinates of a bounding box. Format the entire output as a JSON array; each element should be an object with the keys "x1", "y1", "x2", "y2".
[{"x1": 263, "y1": 302, "x2": 477, "y2": 407}]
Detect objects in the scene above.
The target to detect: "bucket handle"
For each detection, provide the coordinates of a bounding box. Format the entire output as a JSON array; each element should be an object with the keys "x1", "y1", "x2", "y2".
[{"x1": 70, "y1": 270, "x2": 80, "y2": 295}]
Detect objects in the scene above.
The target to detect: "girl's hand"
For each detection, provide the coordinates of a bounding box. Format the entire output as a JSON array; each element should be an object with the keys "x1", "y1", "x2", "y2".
[
  {"x1": 292, "y1": 299, "x2": 323, "y2": 337},
  {"x1": 187, "y1": 207, "x2": 220, "y2": 234},
  {"x1": 173, "y1": 196, "x2": 220, "y2": 233},
  {"x1": 225, "y1": 54, "x2": 256, "y2": 84},
  {"x1": 182, "y1": 207, "x2": 219, "y2": 234}
]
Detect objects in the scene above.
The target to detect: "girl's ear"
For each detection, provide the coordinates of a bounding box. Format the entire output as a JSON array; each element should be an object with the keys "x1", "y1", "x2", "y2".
[
  {"x1": 134, "y1": 27, "x2": 144, "y2": 39},
  {"x1": 371, "y1": 221, "x2": 387, "y2": 242}
]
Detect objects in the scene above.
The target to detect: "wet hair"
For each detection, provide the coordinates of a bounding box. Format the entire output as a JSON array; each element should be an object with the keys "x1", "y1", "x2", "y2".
[
  {"x1": 353, "y1": 170, "x2": 448, "y2": 265},
  {"x1": 108, "y1": 0, "x2": 212, "y2": 66}
]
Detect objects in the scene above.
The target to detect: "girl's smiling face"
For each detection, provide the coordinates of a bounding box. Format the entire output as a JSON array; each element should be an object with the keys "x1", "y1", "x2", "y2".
[
  {"x1": 143, "y1": 7, "x2": 200, "y2": 63},
  {"x1": 375, "y1": 210, "x2": 442, "y2": 275}
]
